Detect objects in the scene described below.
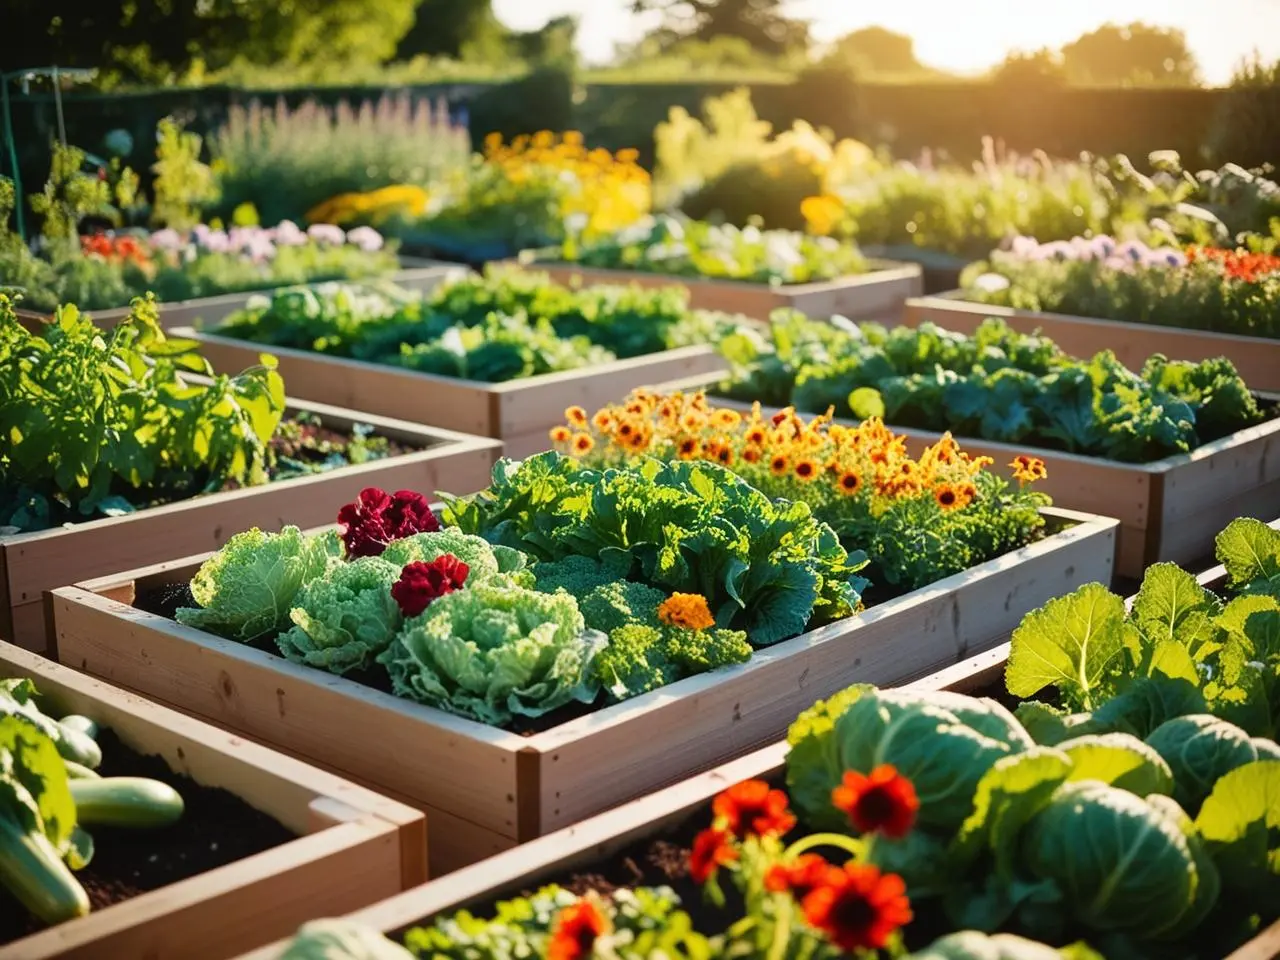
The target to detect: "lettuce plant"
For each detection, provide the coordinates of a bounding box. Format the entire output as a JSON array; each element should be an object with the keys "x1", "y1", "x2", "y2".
[
  {"x1": 380, "y1": 579, "x2": 604, "y2": 726},
  {"x1": 445, "y1": 452, "x2": 870, "y2": 647}
]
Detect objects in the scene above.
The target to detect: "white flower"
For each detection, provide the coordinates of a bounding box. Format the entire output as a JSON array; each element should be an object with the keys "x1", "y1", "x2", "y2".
[
  {"x1": 971, "y1": 272, "x2": 1011, "y2": 294},
  {"x1": 345, "y1": 226, "x2": 385, "y2": 252},
  {"x1": 308, "y1": 223, "x2": 346, "y2": 246},
  {"x1": 272, "y1": 220, "x2": 309, "y2": 247}
]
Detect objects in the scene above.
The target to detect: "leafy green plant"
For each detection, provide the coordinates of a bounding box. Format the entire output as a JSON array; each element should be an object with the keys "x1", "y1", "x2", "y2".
[
  {"x1": 151, "y1": 118, "x2": 219, "y2": 231},
  {"x1": 0, "y1": 294, "x2": 286, "y2": 532},
  {"x1": 444, "y1": 453, "x2": 869, "y2": 646},
  {"x1": 719, "y1": 311, "x2": 1266, "y2": 463},
  {"x1": 28, "y1": 143, "x2": 113, "y2": 245}
]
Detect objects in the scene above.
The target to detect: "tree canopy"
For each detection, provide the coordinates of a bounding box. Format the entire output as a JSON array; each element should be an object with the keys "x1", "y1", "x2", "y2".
[
  {"x1": 1060, "y1": 22, "x2": 1201, "y2": 87},
  {"x1": 629, "y1": 0, "x2": 809, "y2": 56},
  {"x1": 823, "y1": 27, "x2": 922, "y2": 76}
]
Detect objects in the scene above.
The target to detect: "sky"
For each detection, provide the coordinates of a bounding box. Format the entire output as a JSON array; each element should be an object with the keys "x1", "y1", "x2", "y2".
[{"x1": 490, "y1": 0, "x2": 1280, "y2": 85}]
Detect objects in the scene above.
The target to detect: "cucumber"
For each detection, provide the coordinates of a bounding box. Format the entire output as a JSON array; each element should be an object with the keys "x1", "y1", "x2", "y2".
[
  {"x1": 70, "y1": 777, "x2": 184, "y2": 828},
  {"x1": 53, "y1": 727, "x2": 101, "y2": 771},
  {"x1": 63, "y1": 760, "x2": 100, "y2": 780},
  {"x1": 58, "y1": 715, "x2": 98, "y2": 741},
  {"x1": 0, "y1": 815, "x2": 90, "y2": 924}
]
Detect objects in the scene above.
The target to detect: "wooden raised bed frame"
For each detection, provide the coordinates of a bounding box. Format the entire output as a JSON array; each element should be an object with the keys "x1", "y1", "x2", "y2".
[
  {"x1": 663, "y1": 375, "x2": 1280, "y2": 581},
  {"x1": 175, "y1": 326, "x2": 729, "y2": 460},
  {"x1": 0, "y1": 398, "x2": 501, "y2": 652},
  {"x1": 515, "y1": 257, "x2": 924, "y2": 323},
  {"x1": 903, "y1": 292, "x2": 1280, "y2": 394},
  {"x1": 234, "y1": 545, "x2": 1280, "y2": 960},
  {"x1": 17, "y1": 257, "x2": 464, "y2": 332},
  {"x1": 0, "y1": 641, "x2": 426, "y2": 960},
  {"x1": 49, "y1": 508, "x2": 1116, "y2": 876}
]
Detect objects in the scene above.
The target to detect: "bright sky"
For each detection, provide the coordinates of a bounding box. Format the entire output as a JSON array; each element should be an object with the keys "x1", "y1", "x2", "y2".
[{"x1": 491, "y1": 0, "x2": 1280, "y2": 84}]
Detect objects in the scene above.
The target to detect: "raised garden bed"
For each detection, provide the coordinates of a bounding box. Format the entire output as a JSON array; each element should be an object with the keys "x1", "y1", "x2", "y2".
[
  {"x1": 516, "y1": 258, "x2": 924, "y2": 323},
  {"x1": 177, "y1": 328, "x2": 728, "y2": 460},
  {"x1": 0, "y1": 400, "x2": 500, "y2": 651},
  {"x1": 18, "y1": 258, "x2": 464, "y2": 332},
  {"x1": 47, "y1": 506, "x2": 1115, "y2": 876},
  {"x1": 862, "y1": 245, "x2": 972, "y2": 294},
  {"x1": 690, "y1": 388, "x2": 1279, "y2": 581},
  {"x1": 903, "y1": 292, "x2": 1280, "y2": 394},
  {"x1": 0, "y1": 640, "x2": 426, "y2": 960},
  {"x1": 234, "y1": 526, "x2": 1280, "y2": 960}
]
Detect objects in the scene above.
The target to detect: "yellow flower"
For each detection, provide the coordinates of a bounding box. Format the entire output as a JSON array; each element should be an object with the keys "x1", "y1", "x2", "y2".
[
  {"x1": 793, "y1": 458, "x2": 820, "y2": 483},
  {"x1": 572, "y1": 432, "x2": 595, "y2": 455},
  {"x1": 565, "y1": 405, "x2": 588, "y2": 428},
  {"x1": 934, "y1": 483, "x2": 967, "y2": 512},
  {"x1": 835, "y1": 469, "x2": 863, "y2": 496},
  {"x1": 800, "y1": 194, "x2": 844, "y2": 237},
  {"x1": 549, "y1": 425, "x2": 572, "y2": 444},
  {"x1": 1010, "y1": 455, "x2": 1048, "y2": 484},
  {"x1": 711, "y1": 409, "x2": 742, "y2": 430},
  {"x1": 657, "y1": 593, "x2": 716, "y2": 631},
  {"x1": 770, "y1": 453, "x2": 790, "y2": 476}
]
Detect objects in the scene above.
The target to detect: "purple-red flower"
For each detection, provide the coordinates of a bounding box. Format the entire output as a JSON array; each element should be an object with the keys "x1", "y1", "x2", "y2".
[
  {"x1": 337, "y1": 488, "x2": 438, "y2": 557},
  {"x1": 392, "y1": 555, "x2": 470, "y2": 617}
]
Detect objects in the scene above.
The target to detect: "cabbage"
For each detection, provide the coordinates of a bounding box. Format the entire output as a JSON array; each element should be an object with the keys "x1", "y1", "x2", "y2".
[
  {"x1": 278, "y1": 920, "x2": 414, "y2": 960},
  {"x1": 381, "y1": 530, "x2": 506, "y2": 583},
  {"x1": 1145, "y1": 714, "x2": 1265, "y2": 814},
  {"x1": 175, "y1": 526, "x2": 339, "y2": 641},
  {"x1": 1194, "y1": 760, "x2": 1280, "y2": 915},
  {"x1": 786, "y1": 687, "x2": 1032, "y2": 832},
  {"x1": 905, "y1": 931, "x2": 1096, "y2": 959},
  {"x1": 380, "y1": 580, "x2": 604, "y2": 726},
  {"x1": 276, "y1": 557, "x2": 403, "y2": 675}
]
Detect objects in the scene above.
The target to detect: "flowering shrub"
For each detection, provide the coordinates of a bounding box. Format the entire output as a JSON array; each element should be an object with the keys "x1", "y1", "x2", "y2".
[
  {"x1": 371, "y1": 131, "x2": 651, "y2": 260},
  {"x1": 550, "y1": 213, "x2": 868, "y2": 285},
  {"x1": 719, "y1": 309, "x2": 1265, "y2": 462},
  {"x1": 964, "y1": 233, "x2": 1280, "y2": 340},
  {"x1": 550, "y1": 389, "x2": 1049, "y2": 591}
]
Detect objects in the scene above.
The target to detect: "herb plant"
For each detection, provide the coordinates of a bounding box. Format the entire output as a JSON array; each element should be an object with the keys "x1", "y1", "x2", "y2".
[
  {"x1": 552, "y1": 214, "x2": 868, "y2": 285},
  {"x1": 718, "y1": 310, "x2": 1266, "y2": 463},
  {"x1": 550, "y1": 389, "x2": 1050, "y2": 592},
  {"x1": 963, "y1": 234, "x2": 1280, "y2": 340}
]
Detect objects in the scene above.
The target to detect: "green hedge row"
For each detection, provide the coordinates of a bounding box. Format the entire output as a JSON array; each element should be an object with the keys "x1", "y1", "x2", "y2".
[{"x1": 5, "y1": 69, "x2": 1276, "y2": 207}]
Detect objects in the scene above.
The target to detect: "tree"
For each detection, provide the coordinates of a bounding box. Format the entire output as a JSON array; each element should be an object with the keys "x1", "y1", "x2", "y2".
[
  {"x1": 824, "y1": 26, "x2": 921, "y2": 76},
  {"x1": 1060, "y1": 22, "x2": 1201, "y2": 87},
  {"x1": 395, "y1": 0, "x2": 509, "y2": 62},
  {"x1": 629, "y1": 0, "x2": 809, "y2": 56},
  {"x1": 989, "y1": 48, "x2": 1068, "y2": 88}
]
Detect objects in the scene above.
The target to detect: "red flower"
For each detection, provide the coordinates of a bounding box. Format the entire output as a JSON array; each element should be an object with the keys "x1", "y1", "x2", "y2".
[
  {"x1": 392, "y1": 555, "x2": 470, "y2": 617},
  {"x1": 801, "y1": 862, "x2": 912, "y2": 952},
  {"x1": 831, "y1": 765, "x2": 919, "y2": 838},
  {"x1": 712, "y1": 780, "x2": 796, "y2": 839},
  {"x1": 765, "y1": 853, "x2": 838, "y2": 901},
  {"x1": 547, "y1": 898, "x2": 608, "y2": 960},
  {"x1": 336, "y1": 487, "x2": 439, "y2": 557},
  {"x1": 689, "y1": 827, "x2": 738, "y2": 884}
]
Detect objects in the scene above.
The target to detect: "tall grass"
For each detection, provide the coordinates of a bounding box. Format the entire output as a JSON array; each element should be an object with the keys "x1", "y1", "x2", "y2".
[{"x1": 210, "y1": 92, "x2": 472, "y2": 224}]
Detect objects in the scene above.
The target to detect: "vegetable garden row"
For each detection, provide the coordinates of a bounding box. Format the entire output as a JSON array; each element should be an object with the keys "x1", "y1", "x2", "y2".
[{"x1": 2, "y1": 134, "x2": 1280, "y2": 960}]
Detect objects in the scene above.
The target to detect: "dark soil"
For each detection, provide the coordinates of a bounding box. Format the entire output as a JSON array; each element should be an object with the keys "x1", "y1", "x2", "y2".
[{"x1": 0, "y1": 729, "x2": 295, "y2": 945}]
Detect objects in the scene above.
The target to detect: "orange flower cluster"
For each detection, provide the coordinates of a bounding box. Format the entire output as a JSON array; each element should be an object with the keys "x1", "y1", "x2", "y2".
[
  {"x1": 657, "y1": 593, "x2": 716, "y2": 631},
  {"x1": 480, "y1": 131, "x2": 650, "y2": 238},
  {"x1": 550, "y1": 390, "x2": 1042, "y2": 515},
  {"x1": 1010, "y1": 454, "x2": 1048, "y2": 484},
  {"x1": 1187, "y1": 246, "x2": 1280, "y2": 283},
  {"x1": 80, "y1": 233, "x2": 151, "y2": 267}
]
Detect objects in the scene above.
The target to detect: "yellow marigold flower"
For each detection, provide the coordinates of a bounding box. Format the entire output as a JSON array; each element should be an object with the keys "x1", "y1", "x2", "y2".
[
  {"x1": 565, "y1": 405, "x2": 588, "y2": 428},
  {"x1": 1010, "y1": 455, "x2": 1048, "y2": 483},
  {"x1": 801, "y1": 194, "x2": 844, "y2": 237},
  {"x1": 549, "y1": 425, "x2": 572, "y2": 444},
  {"x1": 572, "y1": 432, "x2": 595, "y2": 455},
  {"x1": 657, "y1": 593, "x2": 715, "y2": 631},
  {"x1": 592, "y1": 409, "x2": 615, "y2": 432},
  {"x1": 711, "y1": 409, "x2": 742, "y2": 430},
  {"x1": 681, "y1": 411, "x2": 707, "y2": 432},
  {"x1": 676, "y1": 436, "x2": 701, "y2": 460},
  {"x1": 742, "y1": 446, "x2": 762, "y2": 463},
  {"x1": 770, "y1": 453, "x2": 790, "y2": 476},
  {"x1": 934, "y1": 483, "x2": 965, "y2": 511},
  {"x1": 712, "y1": 444, "x2": 733, "y2": 467},
  {"x1": 794, "y1": 458, "x2": 820, "y2": 483},
  {"x1": 836, "y1": 469, "x2": 863, "y2": 496},
  {"x1": 563, "y1": 130, "x2": 584, "y2": 146},
  {"x1": 616, "y1": 147, "x2": 640, "y2": 163}
]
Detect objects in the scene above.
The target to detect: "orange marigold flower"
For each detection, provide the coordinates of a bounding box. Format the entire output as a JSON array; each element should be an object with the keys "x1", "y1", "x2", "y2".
[
  {"x1": 657, "y1": 592, "x2": 715, "y2": 631},
  {"x1": 564, "y1": 406, "x2": 588, "y2": 428},
  {"x1": 712, "y1": 780, "x2": 796, "y2": 839},
  {"x1": 572, "y1": 432, "x2": 595, "y2": 455},
  {"x1": 714, "y1": 445, "x2": 733, "y2": 466},
  {"x1": 742, "y1": 446, "x2": 762, "y2": 463},
  {"x1": 549, "y1": 425, "x2": 572, "y2": 444},
  {"x1": 547, "y1": 898, "x2": 608, "y2": 960},
  {"x1": 831, "y1": 765, "x2": 920, "y2": 838},
  {"x1": 592, "y1": 409, "x2": 615, "y2": 432},
  {"x1": 616, "y1": 421, "x2": 636, "y2": 440},
  {"x1": 676, "y1": 436, "x2": 701, "y2": 460},
  {"x1": 801, "y1": 863, "x2": 912, "y2": 952},
  {"x1": 681, "y1": 411, "x2": 707, "y2": 432},
  {"x1": 960, "y1": 482, "x2": 978, "y2": 501},
  {"x1": 689, "y1": 827, "x2": 738, "y2": 885},
  {"x1": 770, "y1": 453, "x2": 790, "y2": 476},
  {"x1": 745, "y1": 426, "x2": 767, "y2": 446},
  {"x1": 794, "y1": 458, "x2": 820, "y2": 483},
  {"x1": 836, "y1": 469, "x2": 863, "y2": 496},
  {"x1": 1011, "y1": 454, "x2": 1048, "y2": 483},
  {"x1": 934, "y1": 484, "x2": 963, "y2": 511}
]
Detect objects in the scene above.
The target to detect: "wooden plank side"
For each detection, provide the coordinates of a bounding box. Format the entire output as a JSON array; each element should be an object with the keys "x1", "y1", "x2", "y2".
[
  {"x1": 1156, "y1": 419, "x2": 1280, "y2": 563},
  {"x1": 0, "y1": 642, "x2": 422, "y2": 840},
  {"x1": 2, "y1": 821, "x2": 402, "y2": 960},
  {"x1": 50, "y1": 590, "x2": 524, "y2": 839},
  {"x1": 184, "y1": 330, "x2": 498, "y2": 436},
  {"x1": 525, "y1": 513, "x2": 1117, "y2": 834},
  {"x1": 788, "y1": 266, "x2": 923, "y2": 322},
  {"x1": 902, "y1": 295, "x2": 1280, "y2": 392},
  {"x1": 493, "y1": 345, "x2": 728, "y2": 439}
]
